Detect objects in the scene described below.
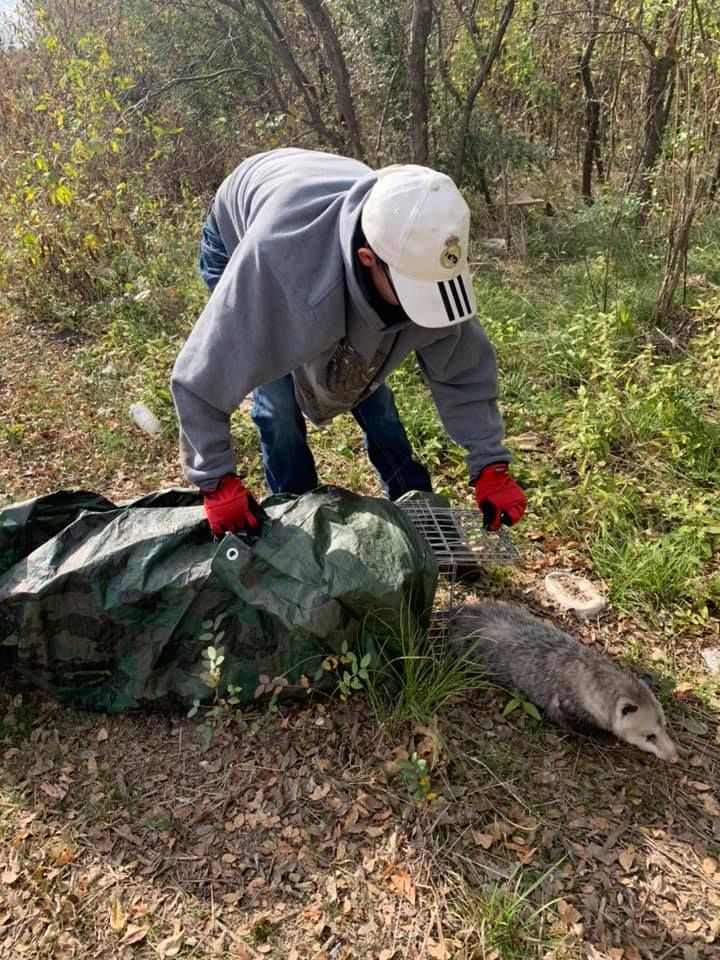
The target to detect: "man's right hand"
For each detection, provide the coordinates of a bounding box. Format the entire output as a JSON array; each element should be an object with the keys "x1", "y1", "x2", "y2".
[{"x1": 203, "y1": 475, "x2": 262, "y2": 536}]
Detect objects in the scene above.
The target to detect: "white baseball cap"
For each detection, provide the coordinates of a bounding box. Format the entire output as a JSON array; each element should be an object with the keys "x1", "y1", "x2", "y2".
[{"x1": 361, "y1": 164, "x2": 477, "y2": 328}]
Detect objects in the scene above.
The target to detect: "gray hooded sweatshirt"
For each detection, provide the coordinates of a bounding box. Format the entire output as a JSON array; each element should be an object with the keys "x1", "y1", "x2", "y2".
[{"x1": 171, "y1": 148, "x2": 511, "y2": 488}]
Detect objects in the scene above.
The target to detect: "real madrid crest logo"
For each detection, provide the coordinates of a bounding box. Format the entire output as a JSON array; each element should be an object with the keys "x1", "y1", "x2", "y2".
[{"x1": 440, "y1": 236, "x2": 462, "y2": 269}]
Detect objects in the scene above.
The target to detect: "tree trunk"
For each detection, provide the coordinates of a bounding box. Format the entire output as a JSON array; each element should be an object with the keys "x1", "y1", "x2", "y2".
[
  {"x1": 635, "y1": 2, "x2": 683, "y2": 212},
  {"x1": 297, "y1": 0, "x2": 364, "y2": 159},
  {"x1": 408, "y1": 0, "x2": 433, "y2": 165},
  {"x1": 452, "y1": 0, "x2": 516, "y2": 186},
  {"x1": 651, "y1": 187, "x2": 701, "y2": 324},
  {"x1": 710, "y1": 149, "x2": 720, "y2": 200},
  {"x1": 579, "y1": 0, "x2": 601, "y2": 205}
]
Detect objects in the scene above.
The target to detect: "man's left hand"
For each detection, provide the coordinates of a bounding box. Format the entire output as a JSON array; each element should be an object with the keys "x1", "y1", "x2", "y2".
[{"x1": 473, "y1": 463, "x2": 527, "y2": 531}]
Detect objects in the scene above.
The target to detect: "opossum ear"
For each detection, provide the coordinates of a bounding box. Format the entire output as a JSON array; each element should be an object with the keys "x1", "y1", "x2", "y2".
[{"x1": 621, "y1": 702, "x2": 638, "y2": 716}]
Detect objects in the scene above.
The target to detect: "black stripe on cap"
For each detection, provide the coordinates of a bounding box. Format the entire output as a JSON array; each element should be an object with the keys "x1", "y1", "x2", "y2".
[
  {"x1": 448, "y1": 278, "x2": 464, "y2": 317},
  {"x1": 457, "y1": 275, "x2": 472, "y2": 315},
  {"x1": 437, "y1": 281, "x2": 455, "y2": 322}
]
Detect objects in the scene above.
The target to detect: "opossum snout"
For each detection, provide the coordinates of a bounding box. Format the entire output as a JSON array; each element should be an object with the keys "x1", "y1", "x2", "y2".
[{"x1": 646, "y1": 733, "x2": 680, "y2": 763}]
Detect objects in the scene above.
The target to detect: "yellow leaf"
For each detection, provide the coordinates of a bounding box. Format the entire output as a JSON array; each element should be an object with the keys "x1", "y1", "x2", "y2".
[
  {"x1": 110, "y1": 897, "x2": 126, "y2": 933},
  {"x1": 54, "y1": 184, "x2": 73, "y2": 206}
]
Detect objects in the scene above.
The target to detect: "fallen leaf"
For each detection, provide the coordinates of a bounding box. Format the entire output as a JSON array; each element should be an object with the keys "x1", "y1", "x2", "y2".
[
  {"x1": 1, "y1": 869, "x2": 18, "y2": 885},
  {"x1": 703, "y1": 794, "x2": 720, "y2": 818},
  {"x1": 703, "y1": 857, "x2": 718, "y2": 876},
  {"x1": 120, "y1": 924, "x2": 150, "y2": 946},
  {"x1": 52, "y1": 846, "x2": 76, "y2": 867},
  {"x1": 617, "y1": 847, "x2": 636, "y2": 872},
  {"x1": 110, "y1": 897, "x2": 127, "y2": 933},
  {"x1": 309, "y1": 782, "x2": 330, "y2": 801},
  {"x1": 39, "y1": 782, "x2": 63, "y2": 800},
  {"x1": 156, "y1": 929, "x2": 184, "y2": 957},
  {"x1": 557, "y1": 899, "x2": 582, "y2": 926},
  {"x1": 689, "y1": 780, "x2": 712, "y2": 792},
  {"x1": 471, "y1": 831, "x2": 495, "y2": 849},
  {"x1": 426, "y1": 942, "x2": 447, "y2": 959},
  {"x1": 97, "y1": 727, "x2": 108, "y2": 742},
  {"x1": 608, "y1": 950, "x2": 624, "y2": 960},
  {"x1": 680, "y1": 715, "x2": 709, "y2": 735},
  {"x1": 388, "y1": 869, "x2": 416, "y2": 906}
]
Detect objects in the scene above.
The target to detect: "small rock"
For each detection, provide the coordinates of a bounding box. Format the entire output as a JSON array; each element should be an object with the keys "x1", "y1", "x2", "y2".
[
  {"x1": 700, "y1": 648, "x2": 720, "y2": 675},
  {"x1": 544, "y1": 571, "x2": 606, "y2": 618}
]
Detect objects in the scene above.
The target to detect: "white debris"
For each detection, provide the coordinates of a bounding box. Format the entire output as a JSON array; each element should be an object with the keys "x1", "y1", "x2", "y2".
[
  {"x1": 543, "y1": 571, "x2": 607, "y2": 618},
  {"x1": 129, "y1": 402, "x2": 162, "y2": 436},
  {"x1": 700, "y1": 648, "x2": 720, "y2": 675}
]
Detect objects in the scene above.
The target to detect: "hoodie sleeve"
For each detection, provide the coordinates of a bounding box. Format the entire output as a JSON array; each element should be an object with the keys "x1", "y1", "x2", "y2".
[
  {"x1": 171, "y1": 232, "x2": 338, "y2": 488},
  {"x1": 415, "y1": 318, "x2": 511, "y2": 481}
]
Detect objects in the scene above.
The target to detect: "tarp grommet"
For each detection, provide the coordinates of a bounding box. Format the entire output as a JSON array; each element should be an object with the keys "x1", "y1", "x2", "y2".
[{"x1": 225, "y1": 546, "x2": 240, "y2": 561}]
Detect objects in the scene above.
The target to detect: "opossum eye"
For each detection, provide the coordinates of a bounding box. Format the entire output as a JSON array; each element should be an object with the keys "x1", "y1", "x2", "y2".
[
  {"x1": 621, "y1": 702, "x2": 638, "y2": 716},
  {"x1": 646, "y1": 734, "x2": 657, "y2": 743}
]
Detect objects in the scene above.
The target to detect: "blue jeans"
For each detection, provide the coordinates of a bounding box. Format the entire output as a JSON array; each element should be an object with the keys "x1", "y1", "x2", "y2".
[{"x1": 198, "y1": 211, "x2": 432, "y2": 499}]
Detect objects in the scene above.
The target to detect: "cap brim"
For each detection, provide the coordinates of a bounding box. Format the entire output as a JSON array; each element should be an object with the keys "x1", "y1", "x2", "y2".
[{"x1": 389, "y1": 264, "x2": 477, "y2": 328}]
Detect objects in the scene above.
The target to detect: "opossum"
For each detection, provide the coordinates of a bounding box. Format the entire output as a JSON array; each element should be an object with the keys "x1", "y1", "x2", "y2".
[{"x1": 447, "y1": 602, "x2": 679, "y2": 763}]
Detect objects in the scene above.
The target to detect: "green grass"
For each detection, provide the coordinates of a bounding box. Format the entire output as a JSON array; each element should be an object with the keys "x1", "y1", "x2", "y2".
[
  {"x1": 365, "y1": 607, "x2": 490, "y2": 734},
  {"x1": 466, "y1": 205, "x2": 720, "y2": 625},
  {"x1": 446, "y1": 861, "x2": 564, "y2": 959}
]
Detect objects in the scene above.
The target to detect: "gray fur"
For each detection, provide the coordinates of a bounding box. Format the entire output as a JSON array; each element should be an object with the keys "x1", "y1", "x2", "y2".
[{"x1": 448, "y1": 602, "x2": 679, "y2": 762}]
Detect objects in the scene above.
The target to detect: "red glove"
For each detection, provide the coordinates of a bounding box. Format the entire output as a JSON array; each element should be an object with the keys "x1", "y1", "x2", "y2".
[
  {"x1": 203, "y1": 474, "x2": 262, "y2": 536},
  {"x1": 473, "y1": 463, "x2": 527, "y2": 531}
]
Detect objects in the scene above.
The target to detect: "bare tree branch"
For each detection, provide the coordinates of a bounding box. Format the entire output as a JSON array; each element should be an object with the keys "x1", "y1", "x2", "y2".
[{"x1": 452, "y1": 0, "x2": 516, "y2": 186}]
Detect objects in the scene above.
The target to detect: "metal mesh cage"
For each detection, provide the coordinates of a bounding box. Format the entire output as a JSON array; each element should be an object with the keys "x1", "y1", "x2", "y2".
[{"x1": 397, "y1": 502, "x2": 519, "y2": 573}]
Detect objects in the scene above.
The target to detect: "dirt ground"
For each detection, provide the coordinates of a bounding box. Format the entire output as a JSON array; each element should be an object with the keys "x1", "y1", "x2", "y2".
[{"x1": 1, "y1": 312, "x2": 719, "y2": 959}]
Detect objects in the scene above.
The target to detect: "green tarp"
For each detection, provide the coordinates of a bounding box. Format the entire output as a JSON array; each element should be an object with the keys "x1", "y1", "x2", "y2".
[{"x1": 0, "y1": 486, "x2": 437, "y2": 713}]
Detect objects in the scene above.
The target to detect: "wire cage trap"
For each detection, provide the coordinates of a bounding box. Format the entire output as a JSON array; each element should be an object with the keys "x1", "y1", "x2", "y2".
[
  {"x1": 397, "y1": 501, "x2": 519, "y2": 575},
  {"x1": 398, "y1": 501, "x2": 520, "y2": 644}
]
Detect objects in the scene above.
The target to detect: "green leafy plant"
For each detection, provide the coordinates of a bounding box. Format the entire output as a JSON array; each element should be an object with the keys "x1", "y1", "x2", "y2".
[
  {"x1": 398, "y1": 751, "x2": 434, "y2": 804},
  {"x1": 502, "y1": 693, "x2": 543, "y2": 723},
  {"x1": 312, "y1": 638, "x2": 373, "y2": 699},
  {"x1": 187, "y1": 613, "x2": 242, "y2": 745}
]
